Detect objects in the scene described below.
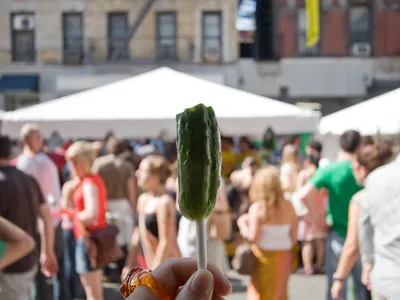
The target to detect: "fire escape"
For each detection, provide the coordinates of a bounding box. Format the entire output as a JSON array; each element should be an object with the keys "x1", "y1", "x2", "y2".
[{"x1": 110, "y1": 0, "x2": 157, "y2": 61}]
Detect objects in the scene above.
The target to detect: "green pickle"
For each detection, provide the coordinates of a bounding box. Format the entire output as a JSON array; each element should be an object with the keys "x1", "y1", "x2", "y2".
[{"x1": 176, "y1": 103, "x2": 222, "y2": 220}]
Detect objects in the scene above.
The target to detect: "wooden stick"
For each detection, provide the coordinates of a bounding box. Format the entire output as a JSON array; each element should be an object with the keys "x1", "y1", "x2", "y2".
[{"x1": 196, "y1": 219, "x2": 207, "y2": 270}]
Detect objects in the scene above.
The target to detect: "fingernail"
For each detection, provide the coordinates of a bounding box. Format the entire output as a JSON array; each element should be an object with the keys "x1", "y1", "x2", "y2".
[
  {"x1": 223, "y1": 275, "x2": 232, "y2": 290},
  {"x1": 190, "y1": 270, "x2": 214, "y2": 296}
]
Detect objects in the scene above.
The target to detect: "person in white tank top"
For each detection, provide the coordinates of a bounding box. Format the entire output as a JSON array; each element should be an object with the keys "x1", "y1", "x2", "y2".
[{"x1": 238, "y1": 166, "x2": 298, "y2": 300}]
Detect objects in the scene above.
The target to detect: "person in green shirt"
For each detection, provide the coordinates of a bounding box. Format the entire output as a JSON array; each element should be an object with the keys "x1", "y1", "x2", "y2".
[
  {"x1": 0, "y1": 216, "x2": 35, "y2": 270},
  {"x1": 295, "y1": 130, "x2": 365, "y2": 300},
  {"x1": 309, "y1": 160, "x2": 362, "y2": 239}
]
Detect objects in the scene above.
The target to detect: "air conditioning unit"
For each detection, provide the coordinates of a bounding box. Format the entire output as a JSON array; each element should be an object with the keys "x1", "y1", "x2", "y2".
[
  {"x1": 203, "y1": 44, "x2": 221, "y2": 63},
  {"x1": 13, "y1": 14, "x2": 35, "y2": 31},
  {"x1": 352, "y1": 43, "x2": 371, "y2": 57}
]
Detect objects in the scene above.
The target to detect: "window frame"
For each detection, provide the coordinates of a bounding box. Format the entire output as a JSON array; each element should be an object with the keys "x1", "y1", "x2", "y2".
[
  {"x1": 347, "y1": 5, "x2": 373, "y2": 56},
  {"x1": 155, "y1": 11, "x2": 178, "y2": 61},
  {"x1": 62, "y1": 12, "x2": 84, "y2": 65},
  {"x1": 107, "y1": 12, "x2": 129, "y2": 61},
  {"x1": 201, "y1": 11, "x2": 223, "y2": 63},
  {"x1": 10, "y1": 12, "x2": 36, "y2": 63}
]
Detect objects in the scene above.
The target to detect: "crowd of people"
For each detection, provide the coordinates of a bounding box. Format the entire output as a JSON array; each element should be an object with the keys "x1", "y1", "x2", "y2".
[{"x1": 0, "y1": 122, "x2": 399, "y2": 300}]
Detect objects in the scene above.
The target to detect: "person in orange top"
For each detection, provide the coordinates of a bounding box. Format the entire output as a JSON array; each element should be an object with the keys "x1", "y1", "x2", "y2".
[{"x1": 65, "y1": 141, "x2": 107, "y2": 300}]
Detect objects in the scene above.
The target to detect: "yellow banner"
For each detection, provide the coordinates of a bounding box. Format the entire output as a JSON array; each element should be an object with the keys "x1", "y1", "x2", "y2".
[{"x1": 306, "y1": 0, "x2": 320, "y2": 48}]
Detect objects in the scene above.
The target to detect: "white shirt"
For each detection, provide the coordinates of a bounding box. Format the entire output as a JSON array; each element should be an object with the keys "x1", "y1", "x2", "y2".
[
  {"x1": 177, "y1": 178, "x2": 226, "y2": 257},
  {"x1": 17, "y1": 152, "x2": 62, "y2": 225},
  {"x1": 257, "y1": 225, "x2": 293, "y2": 251}
]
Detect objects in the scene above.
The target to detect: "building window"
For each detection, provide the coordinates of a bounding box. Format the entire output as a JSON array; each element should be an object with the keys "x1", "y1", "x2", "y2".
[
  {"x1": 349, "y1": 6, "x2": 372, "y2": 56},
  {"x1": 11, "y1": 13, "x2": 35, "y2": 62},
  {"x1": 156, "y1": 12, "x2": 177, "y2": 60},
  {"x1": 202, "y1": 12, "x2": 223, "y2": 63},
  {"x1": 108, "y1": 12, "x2": 129, "y2": 60},
  {"x1": 62, "y1": 13, "x2": 84, "y2": 65},
  {"x1": 297, "y1": 8, "x2": 319, "y2": 56}
]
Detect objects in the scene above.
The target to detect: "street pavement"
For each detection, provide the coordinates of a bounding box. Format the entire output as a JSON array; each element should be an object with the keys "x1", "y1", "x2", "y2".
[
  {"x1": 224, "y1": 271, "x2": 327, "y2": 300},
  {"x1": 101, "y1": 271, "x2": 327, "y2": 299}
]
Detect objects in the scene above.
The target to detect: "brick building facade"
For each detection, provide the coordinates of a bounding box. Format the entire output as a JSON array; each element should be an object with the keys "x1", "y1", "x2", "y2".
[{"x1": 278, "y1": 0, "x2": 400, "y2": 57}]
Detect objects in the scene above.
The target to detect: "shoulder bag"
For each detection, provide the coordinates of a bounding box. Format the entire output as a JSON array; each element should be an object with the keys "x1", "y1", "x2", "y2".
[
  {"x1": 85, "y1": 224, "x2": 124, "y2": 269},
  {"x1": 232, "y1": 243, "x2": 256, "y2": 275}
]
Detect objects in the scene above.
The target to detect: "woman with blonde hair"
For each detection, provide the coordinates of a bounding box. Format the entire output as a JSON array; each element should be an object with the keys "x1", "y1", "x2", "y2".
[
  {"x1": 280, "y1": 144, "x2": 301, "y2": 201},
  {"x1": 64, "y1": 141, "x2": 108, "y2": 300},
  {"x1": 238, "y1": 166, "x2": 298, "y2": 300}
]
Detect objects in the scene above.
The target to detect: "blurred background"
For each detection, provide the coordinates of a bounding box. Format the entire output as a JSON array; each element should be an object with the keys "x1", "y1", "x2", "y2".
[{"x1": 1, "y1": 1, "x2": 400, "y2": 299}]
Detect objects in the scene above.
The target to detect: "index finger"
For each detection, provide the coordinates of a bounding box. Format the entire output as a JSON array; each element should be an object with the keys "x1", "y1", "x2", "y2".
[{"x1": 153, "y1": 258, "x2": 232, "y2": 297}]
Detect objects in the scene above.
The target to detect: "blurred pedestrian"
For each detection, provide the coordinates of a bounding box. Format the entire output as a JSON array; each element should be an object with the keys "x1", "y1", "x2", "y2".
[
  {"x1": 296, "y1": 130, "x2": 364, "y2": 300},
  {"x1": 238, "y1": 166, "x2": 298, "y2": 300},
  {"x1": 280, "y1": 144, "x2": 301, "y2": 201},
  {"x1": 14, "y1": 123, "x2": 67, "y2": 300},
  {"x1": 359, "y1": 144, "x2": 400, "y2": 299},
  {"x1": 129, "y1": 155, "x2": 180, "y2": 270},
  {"x1": 296, "y1": 154, "x2": 327, "y2": 275},
  {"x1": 331, "y1": 143, "x2": 392, "y2": 300},
  {"x1": 0, "y1": 135, "x2": 58, "y2": 300},
  {"x1": 65, "y1": 141, "x2": 108, "y2": 300},
  {"x1": 92, "y1": 137, "x2": 137, "y2": 278},
  {"x1": 60, "y1": 177, "x2": 84, "y2": 299}
]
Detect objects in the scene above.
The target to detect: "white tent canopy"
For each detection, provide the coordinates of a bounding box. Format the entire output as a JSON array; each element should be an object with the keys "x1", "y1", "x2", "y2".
[
  {"x1": 0, "y1": 109, "x2": 4, "y2": 119},
  {"x1": 3, "y1": 67, "x2": 320, "y2": 139},
  {"x1": 319, "y1": 88, "x2": 400, "y2": 135}
]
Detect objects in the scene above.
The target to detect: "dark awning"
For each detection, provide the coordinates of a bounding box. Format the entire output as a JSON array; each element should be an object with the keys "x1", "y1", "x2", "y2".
[{"x1": 0, "y1": 74, "x2": 39, "y2": 93}]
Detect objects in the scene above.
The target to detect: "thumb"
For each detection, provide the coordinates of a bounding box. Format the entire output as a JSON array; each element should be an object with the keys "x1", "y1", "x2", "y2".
[{"x1": 175, "y1": 270, "x2": 214, "y2": 300}]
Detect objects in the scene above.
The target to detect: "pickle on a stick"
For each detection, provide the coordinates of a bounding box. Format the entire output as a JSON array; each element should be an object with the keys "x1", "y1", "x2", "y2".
[{"x1": 176, "y1": 103, "x2": 222, "y2": 220}]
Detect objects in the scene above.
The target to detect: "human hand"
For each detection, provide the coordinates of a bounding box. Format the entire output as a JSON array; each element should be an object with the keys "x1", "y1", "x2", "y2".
[
  {"x1": 127, "y1": 257, "x2": 232, "y2": 300},
  {"x1": 331, "y1": 280, "x2": 344, "y2": 300},
  {"x1": 40, "y1": 251, "x2": 59, "y2": 277},
  {"x1": 362, "y1": 264, "x2": 373, "y2": 290}
]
